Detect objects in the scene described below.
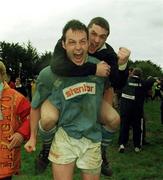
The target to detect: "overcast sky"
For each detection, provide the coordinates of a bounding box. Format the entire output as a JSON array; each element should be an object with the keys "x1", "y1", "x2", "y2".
[{"x1": 1, "y1": 0, "x2": 163, "y2": 68}]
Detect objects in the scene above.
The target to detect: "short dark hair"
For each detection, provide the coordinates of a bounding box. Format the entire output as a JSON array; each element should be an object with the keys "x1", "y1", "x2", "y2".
[
  {"x1": 132, "y1": 67, "x2": 143, "y2": 78},
  {"x1": 87, "y1": 17, "x2": 110, "y2": 36},
  {"x1": 62, "y1": 20, "x2": 88, "y2": 42}
]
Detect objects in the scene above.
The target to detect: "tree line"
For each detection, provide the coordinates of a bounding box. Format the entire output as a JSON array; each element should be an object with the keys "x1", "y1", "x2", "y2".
[{"x1": 0, "y1": 41, "x2": 162, "y2": 81}]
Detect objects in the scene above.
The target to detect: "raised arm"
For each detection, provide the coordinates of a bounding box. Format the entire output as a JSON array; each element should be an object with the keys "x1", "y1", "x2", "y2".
[{"x1": 92, "y1": 44, "x2": 130, "y2": 89}]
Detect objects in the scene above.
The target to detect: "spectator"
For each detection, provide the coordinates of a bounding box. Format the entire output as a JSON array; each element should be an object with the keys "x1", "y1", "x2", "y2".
[
  {"x1": 0, "y1": 60, "x2": 30, "y2": 180},
  {"x1": 118, "y1": 68, "x2": 155, "y2": 153},
  {"x1": 15, "y1": 77, "x2": 27, "y2": 97}
]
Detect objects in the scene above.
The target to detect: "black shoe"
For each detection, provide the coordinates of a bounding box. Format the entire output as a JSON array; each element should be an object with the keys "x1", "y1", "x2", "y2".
[
  {"x1": 35, "y1": 144, "x2": 50, "y2": 174},
  {"x1": 101, "y1": 161, "x2": 113, "y2": 176},
  {"x1": 101, "y1": 148, "x2": 113, "y2": 176}
]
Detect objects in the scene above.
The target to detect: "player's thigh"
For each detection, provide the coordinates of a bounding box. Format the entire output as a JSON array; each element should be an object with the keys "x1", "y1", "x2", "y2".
[
  {"x1": 100, "y1": 100, "x2": 120, "y2": 129},
  {"x1": 52, "y1": 162, "x2": 75, "y2": 180},
  {"x1": 103, "y1": 87, "x2": 114, "y2": 105},
  {"x1": 40, "y1": 99, "x2": 59, "y2": 124}
]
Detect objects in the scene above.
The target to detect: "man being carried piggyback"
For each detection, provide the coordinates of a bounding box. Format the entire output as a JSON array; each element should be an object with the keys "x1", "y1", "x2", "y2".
[{"x1": 25, "y1": 17, "x2": 131, "y2": 177}]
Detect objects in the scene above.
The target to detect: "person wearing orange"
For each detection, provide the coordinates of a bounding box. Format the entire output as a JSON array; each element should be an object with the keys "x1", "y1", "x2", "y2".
[{"x1": 0, "y1": 60, "x2": 30, "y2": 180}]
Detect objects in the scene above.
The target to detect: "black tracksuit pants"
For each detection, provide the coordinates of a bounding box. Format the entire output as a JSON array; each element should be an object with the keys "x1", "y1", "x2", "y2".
[{"x1": 119, "y1": 98, "x2": 143, "y2": 148}]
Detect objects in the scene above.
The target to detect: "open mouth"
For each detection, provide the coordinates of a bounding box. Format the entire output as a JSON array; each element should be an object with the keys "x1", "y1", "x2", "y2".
[
  {"x1": 73, "y1": 53, "x2": 84, "y2": 64},
  {"x1": 74, "y1": 53, "x2": 83, "y2": 59},
  {"x1": 89, "y1": 43, "x2": 98, "y2": 53}
]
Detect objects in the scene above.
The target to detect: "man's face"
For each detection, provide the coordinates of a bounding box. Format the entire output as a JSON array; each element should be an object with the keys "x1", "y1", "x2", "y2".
[
  {"x1": 15, "y1": 79, "x2": 21, "y2": 85},
  {"x1": 62, "y1": 29, "x2": 89, "y2": 65},
  {"x1": 88, "y1": 24, "x2": 108, "y2": 54}
]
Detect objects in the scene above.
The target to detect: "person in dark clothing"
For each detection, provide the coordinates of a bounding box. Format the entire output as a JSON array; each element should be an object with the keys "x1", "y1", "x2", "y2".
[
  {"x1": 15, "y1": 77, "x2": 27, "y2": 97},
  {"x1": 118, "y1": 68, "x2": 155, "y2": 153},
  {"x1": 33, "y1": 17, "x2": 131, "y2": 176}
]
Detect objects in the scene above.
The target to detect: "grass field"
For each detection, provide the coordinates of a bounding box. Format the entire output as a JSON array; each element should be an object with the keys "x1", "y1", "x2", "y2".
[{"x1": 13, "y1": 100, "x2": 163, "y2": 180}]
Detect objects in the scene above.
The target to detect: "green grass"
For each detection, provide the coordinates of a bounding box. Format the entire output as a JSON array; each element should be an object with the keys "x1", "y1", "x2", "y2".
[{"x1": 13, "y1": 100, "x2": 163, "y2": 180}]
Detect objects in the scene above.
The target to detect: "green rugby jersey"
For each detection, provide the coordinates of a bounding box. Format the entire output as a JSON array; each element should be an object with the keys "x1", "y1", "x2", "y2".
[{"x1": 32, "y1": 56, "x2": 106, "y2": 142}]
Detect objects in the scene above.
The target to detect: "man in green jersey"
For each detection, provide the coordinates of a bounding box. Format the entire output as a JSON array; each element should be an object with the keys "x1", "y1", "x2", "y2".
[{"x1": 26, "y1": 19, "x2": 110, "y2": 180}]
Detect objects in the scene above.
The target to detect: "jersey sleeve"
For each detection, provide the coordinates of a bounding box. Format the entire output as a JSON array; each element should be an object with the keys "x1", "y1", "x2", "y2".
[{"x1": 31, "y1": 66, "x2": 54, "y2": 108}]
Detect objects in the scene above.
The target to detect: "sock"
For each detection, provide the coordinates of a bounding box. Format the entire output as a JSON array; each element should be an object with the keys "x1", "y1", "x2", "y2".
[
  {"x1": 101, "y1": 125, "x2": 115, "y2": 149},
  {"x1": 38, "y1": 121, "x2": 57, "y2": 149}
]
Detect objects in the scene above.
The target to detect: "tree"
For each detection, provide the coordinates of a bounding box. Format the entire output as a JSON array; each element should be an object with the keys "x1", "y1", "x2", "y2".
[
  {"x1": 34, "y1": 51, "x2": 53, "y2": 75},
  {"x1": 22, "y1": 41, "x2": 39, "y2": 78},
  {"x1": 0, "y1": 41, "x2": 39, "y2": 80},
  {"x1": 128, "y1": 59, "x2": 163, "y2": 79}
]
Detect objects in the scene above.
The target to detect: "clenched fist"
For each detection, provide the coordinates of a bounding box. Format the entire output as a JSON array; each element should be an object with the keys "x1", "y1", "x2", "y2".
[
  {"x1": 118, "y1": 47, "x2": 131, "y2": 66},
  {"x1": 96, "y1": 61, "x2": 111, "y2": 77}
]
